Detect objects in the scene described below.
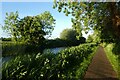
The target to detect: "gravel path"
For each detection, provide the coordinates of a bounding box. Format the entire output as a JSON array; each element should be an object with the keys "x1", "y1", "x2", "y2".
[{"x1": 84, "y1": 46, "x2": 118, "y2": 80}]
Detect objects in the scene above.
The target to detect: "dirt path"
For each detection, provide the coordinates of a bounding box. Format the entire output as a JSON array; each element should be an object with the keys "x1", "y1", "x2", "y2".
[{"x1": 84, "y1": 46, "x2": 118, "y2": 80}]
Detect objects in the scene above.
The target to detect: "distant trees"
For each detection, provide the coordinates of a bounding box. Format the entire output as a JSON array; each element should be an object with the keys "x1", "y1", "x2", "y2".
[
  {"x1": 60, "y1": 28, "x2": 78, "y2": 41},
  {"x1": 60, "y1": 28, "x2": 86, "y2": 45},
  {"x1": 2, "y1": 11, "x2": 55, "y2": 45}
]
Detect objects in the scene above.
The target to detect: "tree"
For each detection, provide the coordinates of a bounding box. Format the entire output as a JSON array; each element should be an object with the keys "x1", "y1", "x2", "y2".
[
  {"x1": 60, "y1": 28, "x2": 85, "y2": 45},
  {"x1": 18, "y1": 16, "x2": 46, "y2": 44},
  {"x1": 53, "y1": 1, "x2": 120, "y2": 42},
  {"x1": 37, "y1": 11, "x2": 56, "y2": 38},
  {"x1": 3, "y1": 11, "x2": 56, "y2": 44},
  {"x1": 2, "y1": 11, "x2": 19, "y2": 41},
  {"x1": 60, "y1": 28, "x2": 78, "y2": 41}
]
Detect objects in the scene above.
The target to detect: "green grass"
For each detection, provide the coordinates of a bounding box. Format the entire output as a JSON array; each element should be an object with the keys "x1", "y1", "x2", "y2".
[
  {"x1": 2, "y1": 43, "x2": 98, "y2": 79},
  {"x1": 103, "y1": 43, "x2": 120, "y2": 79}
]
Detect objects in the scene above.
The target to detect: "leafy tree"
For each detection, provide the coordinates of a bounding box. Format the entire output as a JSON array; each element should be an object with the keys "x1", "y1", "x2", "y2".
[
  {"x1": 60, "y1": 28, "x2": 78, "y2": 41},
  {"x1": 18, "y1": 16, "x2": 46, "y2": 44},
  {"x1": 37, "y1": 11, "x2": 56, "y2": 38},
  {"x1": 53, "y1": 1, "x2": 120, "y2": 42},
  {"x1": 2, "y1": 11, "x2": 19, "y2": 41},
  {"x1": 3, "y1": 11, "x2": 55, "y2": 44},
  {"x1": 60, "y1": 28, "x2": 86, "y2": 45}
]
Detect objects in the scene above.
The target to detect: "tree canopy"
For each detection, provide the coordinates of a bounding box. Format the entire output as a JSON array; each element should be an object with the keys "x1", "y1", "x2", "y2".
[
  {"x1": 53, "y1": 1, "x2": 120, "y2": 42},
  {"x1": 60, "y1": 28, "x2": 86, "y2": 45},
  {"x1": 3, "y1": 11, "x2": 56, "y2": 44},
  {"x1": 60, "y1": 28, "x2": 78, "y2": 41}
]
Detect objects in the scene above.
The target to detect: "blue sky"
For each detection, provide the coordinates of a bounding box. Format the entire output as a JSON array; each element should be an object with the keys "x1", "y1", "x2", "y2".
[
  {"x1": 1, "y1": 2, "x2": 73, "y2": 39},
  {"x1": 1, "y1": 2, "x2": 91, "y2": 39}
]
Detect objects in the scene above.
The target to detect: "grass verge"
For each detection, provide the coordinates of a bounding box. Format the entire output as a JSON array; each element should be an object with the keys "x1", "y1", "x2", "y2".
[{"x1": 103, "y1": 43, "x2": 120, "y2": 79}]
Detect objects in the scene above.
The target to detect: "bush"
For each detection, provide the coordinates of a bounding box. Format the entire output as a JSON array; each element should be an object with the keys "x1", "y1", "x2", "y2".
[
  {"x1": 55, "y1": 43, "x2": 97, "y2": 79},
  {"x1": 2, "y1": 43, "x2": 98, "y2": 79}
]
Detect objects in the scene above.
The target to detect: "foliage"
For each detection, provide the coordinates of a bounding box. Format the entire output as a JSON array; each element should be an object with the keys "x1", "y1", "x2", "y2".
[
  {"x1": 2, "y1": 43, "x2": 98, "y2": 80},
  {"x1": 2, "y1": 11, "x2": 19, "y2": 41},
  {"x1": 103, "y1": 43, "x2": 120, "y2": 79},
  {"x1": 87, "y1": 35, "x2": 93, "y2": 43},
  {"x1": 112, "y1": 42, "x2": 120, "y2": 55},
  {"x1": 17, "y1": 16, "x2": 45, "y2": 44},
  {"x1": 87, "y1": 30, "x2": 101, "y2": 43},
  {"x1": 2, "y1": 11, "x2": 55, "y2": 44},
  {"x1": 60, "y1": 28, "x2": 78, "y2": 41},
  {"x1": 60, "y1": 28, "x2": 86, "y2": 45},
  {"x1": 38, "y1": 11, "x2": 56, "y2": 38},
  {"x1": 53, "y1": 1, "x2": 120, "y2": 41},
  {"x1": 45, "y1": 38, "x2": 68, "y2": 48}
]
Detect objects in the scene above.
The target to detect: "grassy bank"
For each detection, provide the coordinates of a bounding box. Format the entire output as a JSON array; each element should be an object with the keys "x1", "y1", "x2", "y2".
[
  {"x1": 103, "y1": 43, "x2": 120, "y2": 79},
  {"x1": 2, "y1": 41, "x2": 44, "y2": 57},
  {"x1": 2, "y1": 43, "x2": 98, "y2": 79},
  {"x1": 2, "y1": 41, "x2": 25, "y2": 56}
]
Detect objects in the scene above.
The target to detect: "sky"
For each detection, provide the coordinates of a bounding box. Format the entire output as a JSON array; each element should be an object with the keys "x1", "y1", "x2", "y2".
[{"x1": 0, "y1": 2, "x2": 91, "y2": 39}]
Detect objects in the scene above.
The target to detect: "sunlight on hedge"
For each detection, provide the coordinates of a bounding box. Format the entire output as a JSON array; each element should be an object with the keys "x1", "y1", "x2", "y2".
[{"x1": 2, "y1": 43, "x2": 98, "y2": 79}]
